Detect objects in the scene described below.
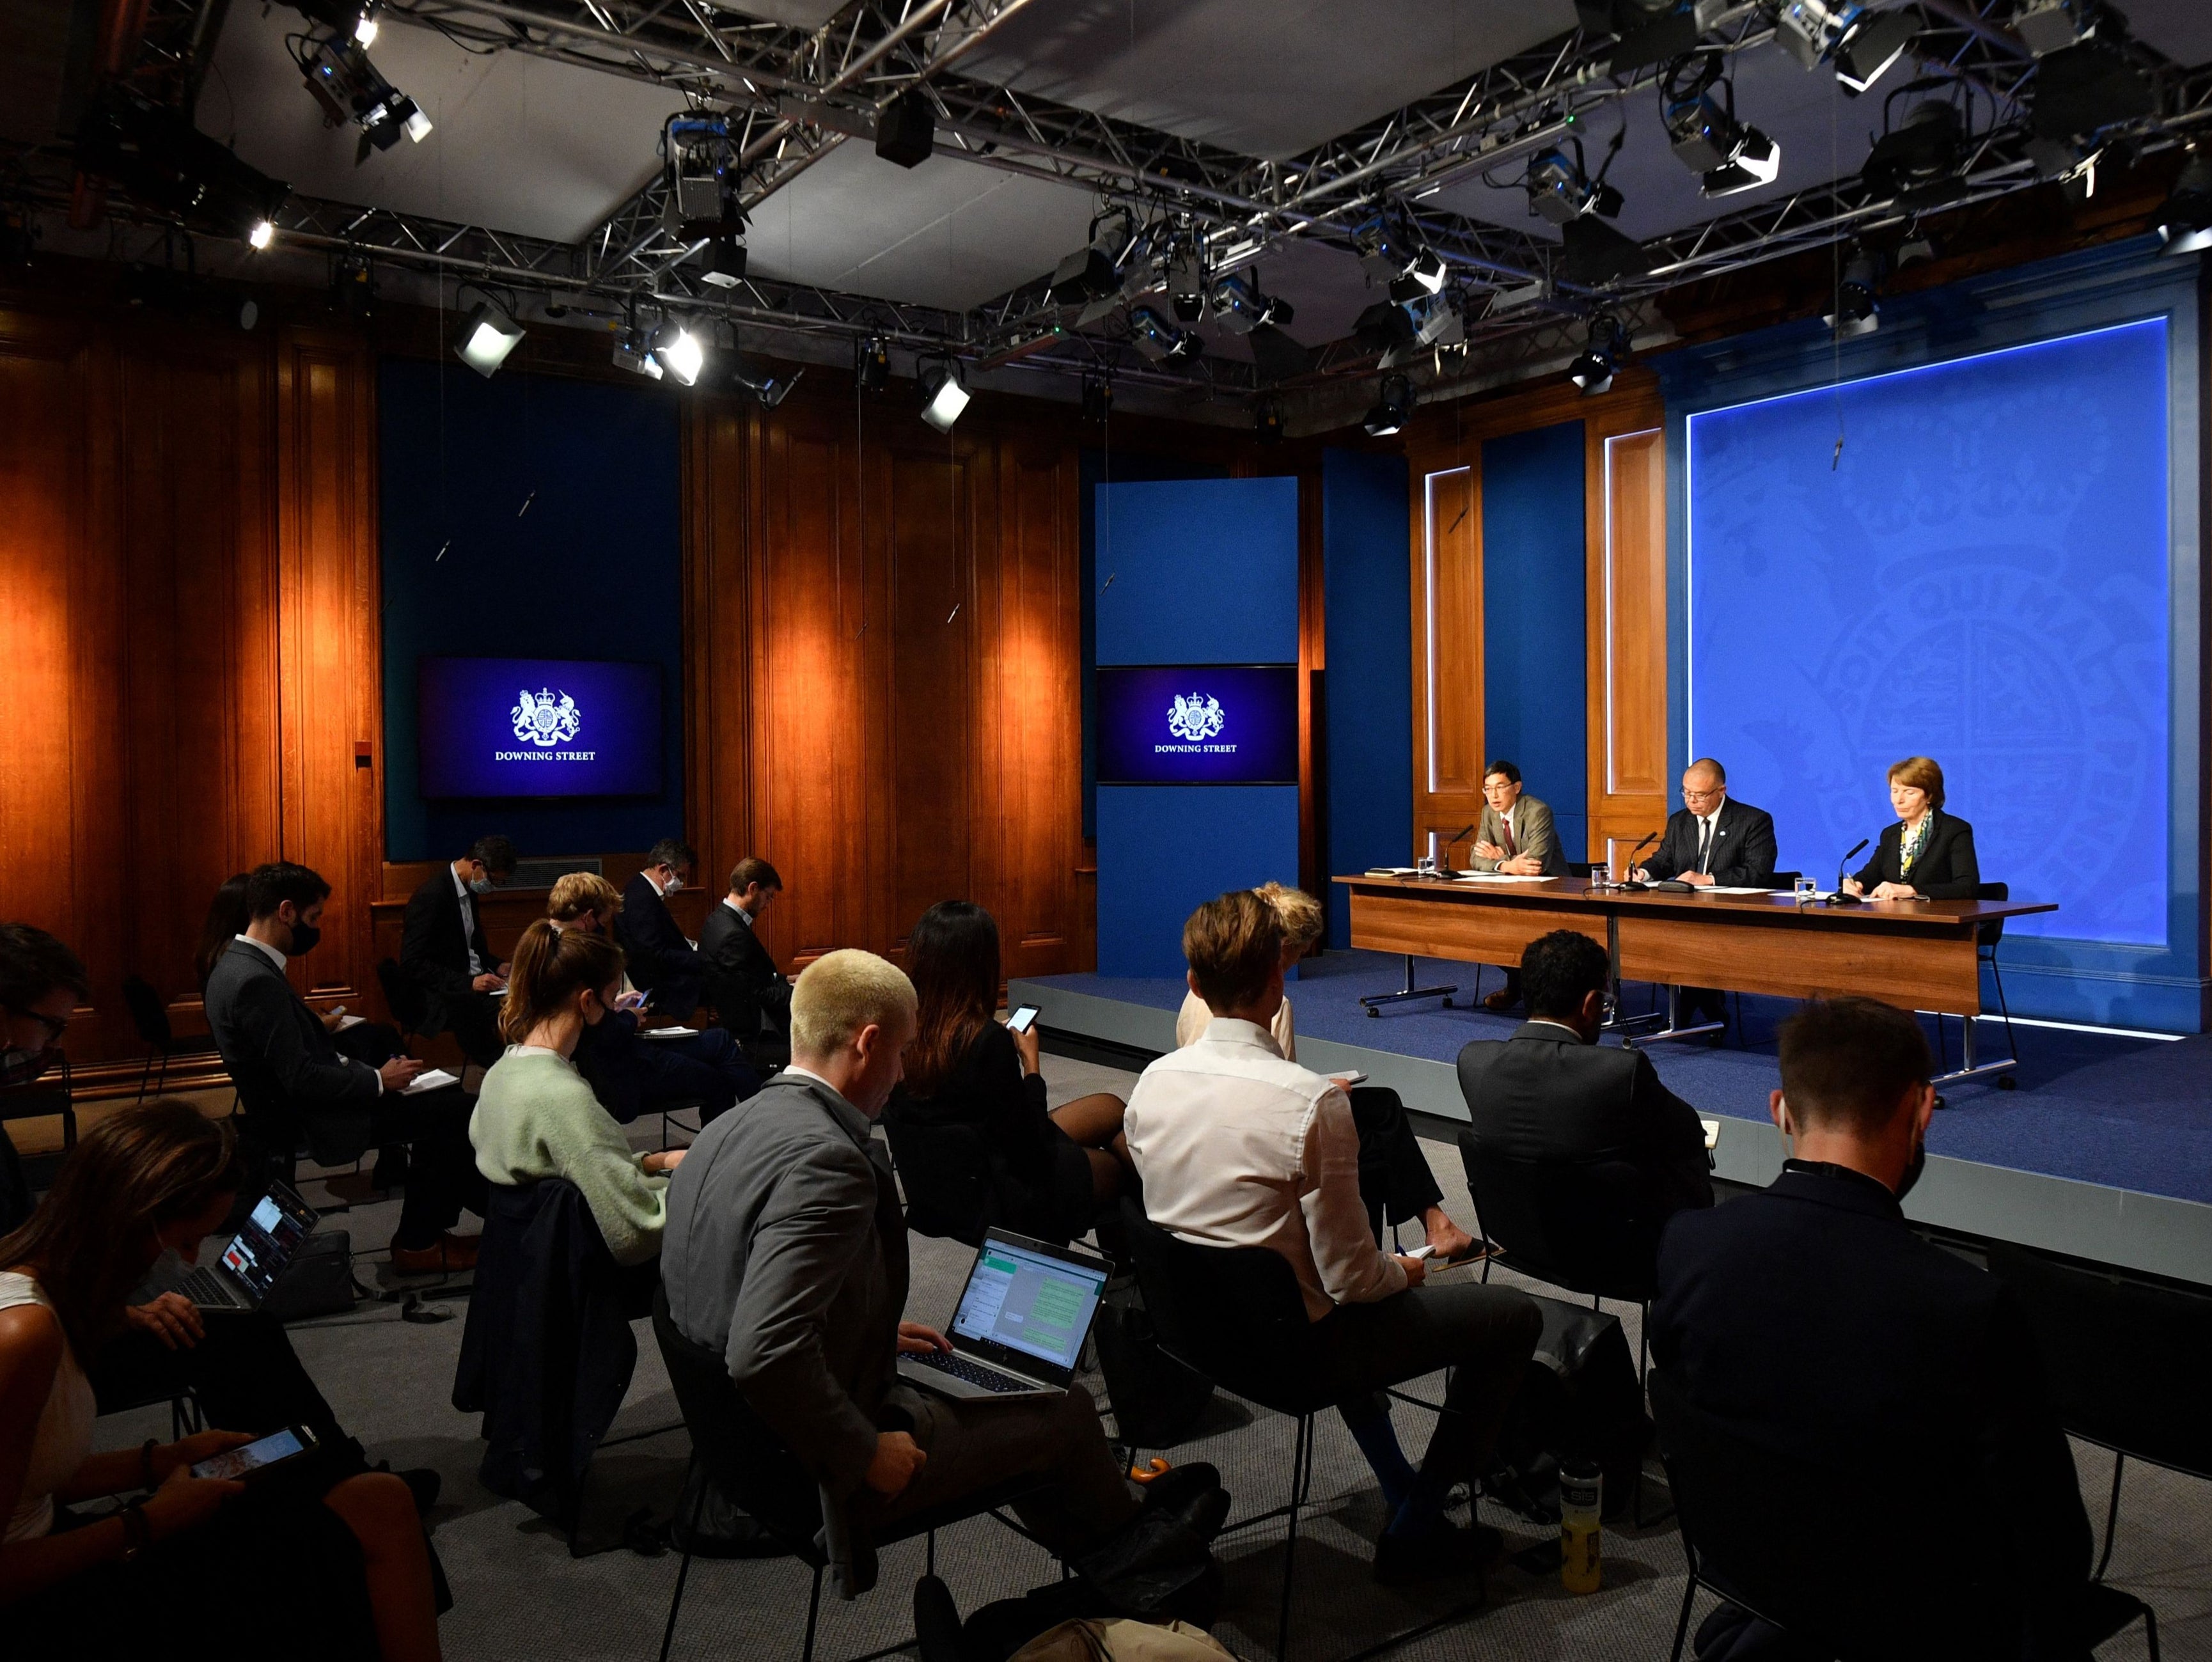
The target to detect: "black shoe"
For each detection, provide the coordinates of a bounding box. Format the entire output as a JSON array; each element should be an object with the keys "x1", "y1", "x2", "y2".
[
  {"x1": 914, "y1": 1574, "x2": 963, "y2": 1662},
  {"x1": 395, "y1": 1466, "x2": 443, "y2": 1517},
  {"x1": 1372, "y1": 1521, "x2": 1502, "y2": 1587},
  {"x1": 1138, "y1": 1460, "x2": 1230, "y2": 1542}
]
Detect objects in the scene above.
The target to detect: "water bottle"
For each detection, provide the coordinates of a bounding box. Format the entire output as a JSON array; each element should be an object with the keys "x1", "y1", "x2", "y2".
[
  {"x1": 1559, "y1": 1459, "x2": 1603, "y2": 1594},
  {"x1": 1793, "y1": 872, "x2": 1817, "y2": 905}
]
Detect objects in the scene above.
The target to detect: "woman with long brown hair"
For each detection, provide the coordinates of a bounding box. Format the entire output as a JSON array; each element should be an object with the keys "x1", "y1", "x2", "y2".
[
  {"x1": 885, "y1": 901, "x2": 1131, "y2": 1244},
  {"x1": 469, "y1": 921, "x2": 683, "y2": 1266},
  {"x1": 0, "y1": 1101, "x2": 442, "y2": 1659}
]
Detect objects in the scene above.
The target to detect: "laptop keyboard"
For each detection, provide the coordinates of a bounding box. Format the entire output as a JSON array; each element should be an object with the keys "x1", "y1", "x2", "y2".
[
  {"x1": 907, "y1": 1349, "x2": 1032, "y2": 1393},
  {"x1": 180, "y1": 1266, "x2": 240, "y2": 1308}
]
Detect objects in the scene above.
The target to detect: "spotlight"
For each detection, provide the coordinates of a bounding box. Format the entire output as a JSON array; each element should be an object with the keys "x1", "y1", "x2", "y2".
[
  {"x1": 1081, "y1": 373, "x2": 1112, "y2": 423},
  {"x1": 1361, "y1": 373, "x2": 1415, "y2": 437},
  {"x1": 1824, "y1": 248, "x2": 1881, "y2": 336},
  {"x1": 1255, "y1": 395, "x2": 1285, "y2": 444},
  {"x1": 1168, "y1": 244, "x2": 1209, "y2": 323},
  {"x1": 1526, "y1": 141, "x2": 1624, "y2": 225},
  {"x1": 612, "y1": 322, "x2": 663, "y2": 379},
  {"x1": 2159, "y1": 148, "x2": 2212, "y2": 256},
  {"x1": 1663, "y1": 54, "x2": 1781, "y2": 198},
  {"x1": 652, "y1": 317, "x2": 705, "y2": 386},
  {"x1": 1409, "y1": 290, "x2": 1463, "y2": 351},
  {"x1": 919, "y1": 357, "x2": 969, "y2": 430},
  {"x1": 1775, "y1": 2, "x2": 1917, "y2": 94},
  {"x1": 875, "y1": 91, "x2": 934, "y2": 169},
  {"x1": 1862, "y1": 100, "x2": 1966, "y2": 207},
  {"x1": 1569, "y1": 315, "x2": 1629, "y2": 395},
  {"x1": 1388, "y1": 249, "x2": 1447, "y2": 303},
  {"x1": 1050, "y1": 208, "x2": 1134, "y2": 326},
  {"x1": 694, "y1": 237, "x2": 747, "y2": 288},
  {"x1": 1577, "y1": 0, "x2": 1731, "y2": 74},
  {"x1": 1129, "y1": 305, "x2": 1202, "y2": 362},
  {"x1": 854, "y1": 334, "x2": 890, "y2": 391},
  {"x1": 1354, "y1": 300, "x2": 1418, "y2": 363},
  {"x1": 455, "y1": 297, "x2": 525, "y2": 377},
  {"x1": 74, "y1": 84, "x2": 289, "y2": 248},
  {"x1": 2030, "y1": 42, "x2": 2153, "y2": 142},
  {"x1": 295, "y1": 36, "x2": 430, "y2": 159},
  {"x1": 1209, "y1": 270, "x2": 1292, "y2": 334},
  {"x1": 2011, "y1": 0, "x2": 2095, "y2": 56},
  {"x1": 292, "y1": 1, "x2": 380, "y2": 45},
  {"x1": 733, "y1": 358, "x2": 803, "y2": 410}
]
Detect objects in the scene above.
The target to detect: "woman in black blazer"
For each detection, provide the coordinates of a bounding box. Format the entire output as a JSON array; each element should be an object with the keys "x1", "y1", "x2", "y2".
[{"x1": 1846, "y1": 755, "x2": 1982, "y2": 900}]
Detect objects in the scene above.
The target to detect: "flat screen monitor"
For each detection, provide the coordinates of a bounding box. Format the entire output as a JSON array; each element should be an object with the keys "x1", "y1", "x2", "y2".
[
  {"x1": 418, "y1": 656, "x2": 663, "y2": 799},
  {"x1": 1095, "y1": 664, "x2": 1298, "y2": 786}
]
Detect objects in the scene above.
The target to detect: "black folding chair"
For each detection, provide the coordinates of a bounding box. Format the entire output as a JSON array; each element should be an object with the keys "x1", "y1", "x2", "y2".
[
  {"x1": 1934, "y1": 882, "x2": 2020, "y2": 1088},
  {"x1": 1650, "y1": 1368, "x2": 2156, "y2": 1661},
  {"x1": 375, "y1": 958, "x2": 431, "y2": 1051},
  {"x1": 120, "y1": 975, "x2": 224, "y2": 1102},
  {"x1": 0, "y1": 1078, "x2": 76, "y2": 1191},
  {"x1": 1987, "y1": 1240, "x2": 2212, "y2": 1583}
]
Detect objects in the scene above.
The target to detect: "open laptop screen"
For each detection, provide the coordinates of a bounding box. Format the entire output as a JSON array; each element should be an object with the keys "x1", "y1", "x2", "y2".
[
  {"x1": 950, "y1": 1233, "x2": 1108, "y2": 1375},
  {"x1": 219, "y1": 1185, "x2": 315, "y2": 1302}
]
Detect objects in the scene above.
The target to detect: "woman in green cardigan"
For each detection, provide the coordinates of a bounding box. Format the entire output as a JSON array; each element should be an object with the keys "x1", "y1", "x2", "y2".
[{"x1": 469, "y1": 921, "x2": 684, "y2": 1266}]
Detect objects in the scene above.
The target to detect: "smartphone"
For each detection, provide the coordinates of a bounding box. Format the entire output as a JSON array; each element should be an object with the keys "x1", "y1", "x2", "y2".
[
  {"x1": 1333, "y1": 1070, "x2": 1369, "y2": 1087},
  {"x1": 191, "y1": 1424, "x2": 320, "y2": 1482},
  {"x1": 1006, "y1": 1005, "x2": 1040, "y2": 1035}
]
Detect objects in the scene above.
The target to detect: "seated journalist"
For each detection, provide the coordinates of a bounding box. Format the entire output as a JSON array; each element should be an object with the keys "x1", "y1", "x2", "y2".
[
  {"x1": 660, "y1": 948, "x2": 1143, "y2": 1598},
  {"x1": 1456, "y1": 929, "x2": 1714, "y2": 1235},
  {"x1": 197, "y1": 875, "x2": 400, "y2": 1069},
  {"x1": 698, "y1": 856, "x2": 795, "y2": 1067},
  {"x1": 618, "y1": 839, "x2": 707, "y2": 1023},
  {"x1": 1653, "y1": 997, "x2": 2094, "y2": 1661},
  {"x1": 1844, "y1": 755, "x2": 1981, "y2": 901},
  {"x1": 1174, "y1": 882, "x2": 1475, "y2": 1260},
  {"x1": 205, "y1": 863, "x2": 486, "y2": 1274},
  {"x1": 400, "y1": 835, "x2": 517, "y2": 1069},
  {"x1": 1126, "y1": 890, "x2": 1542, "y2": 1587},
  {"x1": 547, "y1": 874, "x2": 758, "y2": 1125}
]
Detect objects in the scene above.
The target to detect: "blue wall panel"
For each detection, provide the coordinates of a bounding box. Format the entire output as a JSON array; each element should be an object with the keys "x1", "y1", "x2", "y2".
[
  {"x1": 1095, "y1": 477, "x2": 1299, "y2": 666},
  {"x1": 1097, "y1": 787, "x2": 1302, "y2": 976},
  {"x1": 379, "y1": 361, "x2": 683, "y2": 862},
  {"x1": 1322, "y1": 448, "x2": 1413, "y2": 944},
  {"x1": 1480, "y1": 422, "x2": 1587, "y2": 857}
]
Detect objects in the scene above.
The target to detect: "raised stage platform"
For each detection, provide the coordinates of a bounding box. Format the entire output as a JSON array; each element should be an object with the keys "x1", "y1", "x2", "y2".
[{"x1": 1012, "y1": 948, "x2": 2212, "y2": 1288}]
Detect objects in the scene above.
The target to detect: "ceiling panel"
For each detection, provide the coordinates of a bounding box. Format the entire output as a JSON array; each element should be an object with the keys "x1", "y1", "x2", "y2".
[
  {"x1": 204, "y1": 9, "x2": 672, "y2": 242},
  {"x1": 962, "y1": 0, "x2": 1581, "y2": 162},
  {"x1": 744, "y1": 141, "x2": 1096, "y2": 311}
]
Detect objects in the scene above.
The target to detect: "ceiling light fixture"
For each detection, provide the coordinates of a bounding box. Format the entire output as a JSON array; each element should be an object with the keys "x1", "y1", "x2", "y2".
[
  {"x1": 1255, "y1": 395, "x2": 1285, "y2": 444},
  {"x1": 855, "y1": 334, "x2": 890, "y2": 391},
  {"x1": 1824, "y1": 247, "x2": 1881, "y2": 336},
  {"x1": 1576, "y1": 0, "x2": 1731, "y2": 74},
  {"x1": 1569, "y1": 315, "x2": 1630, "y2": 395},
  {"x1": 1388, "y1": 248, "x2": 1447, "y2": 302},
  {"x1": 2011, "y1": 0, "x2": 2096, "y2": 56},
  {"x1": 1775, "y1": 2, "x2": 1918, "y2": 95},
  {"x1": 456, "y1": 296, "x2": 526, "y2": 377},
  {"x1": 1209, "y1": 270, "x2": 1292, "y2": 334},
  {"x1": 1129, "y1": 304, "x2": 1202, "y2": 362},
  {"x1": 652, "y1": 317, "x2": 705, "y2": 386},
  {"x1": 1526, "y1": 139, "x2": 1625, "y2": 225},
  {"x1": 1663, "y1": 52, "x2": 1782, "y2": 198},
  {"x1": 1081, "y1": 373, "x2": 1112, "y2": 423},
  {"x1": 613, "y1": 325, "x2": 663, "y2": 380},
  {"x1": 2159, "y1": 148, "x2": 2212, "y2": 256},
  {"x1": 875, "y1": 90, "x2": 935, "y2": 169},
  {"x1": 292, "y1": 0, "x2": 380, "y2": 45},
  {"x1": 295, "y1": 35, "x2": 431, "y2": 162},
  {"x1": 74, "y1": 84, "x2": 290, "y2": 249},
  {"x1": 1361, "y1": 373, "x2": 1415, "y2": 438},
  {"x1": 732, "y1": 357, "x2": 803, "y2": 410},
  {"x1": 248, "y1": 217, "x2": 276, "y2": 249},
  {"x1": 1862, "y1": 96, "x2": 1967, "y2": 206},
  {"x1": 919, "y1": 357, "x2": 969, "y2": 430}
]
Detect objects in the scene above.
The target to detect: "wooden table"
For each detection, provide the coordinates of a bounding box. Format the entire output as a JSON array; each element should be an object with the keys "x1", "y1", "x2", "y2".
[{"x1": 1333, "y1": 874, "x2": 2056, "y2": 1086}]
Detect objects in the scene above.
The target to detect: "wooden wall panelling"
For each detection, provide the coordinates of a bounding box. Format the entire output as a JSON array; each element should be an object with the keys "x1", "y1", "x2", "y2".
[
  {"x1": 1583, "y1": 392, "x2": 1670, "y2": 867},
  {"x1": 682, "y1": 396, "x2": 752, "y2": 894},
  {"x1": 1409, "y1": 460, "x2": 1484, "y2": 861},
  {"x1": 274, "y1": 326, "x2": 383, "y2": 1010}
]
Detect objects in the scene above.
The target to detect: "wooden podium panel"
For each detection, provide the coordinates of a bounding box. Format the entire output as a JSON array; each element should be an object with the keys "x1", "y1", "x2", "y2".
[
  {"x1": 1615, "y1": 912, "x2": 1981, "y2": 1014},
  {"x1": 1347, "y1": 887, "x2": 1606, "y2": 966}
]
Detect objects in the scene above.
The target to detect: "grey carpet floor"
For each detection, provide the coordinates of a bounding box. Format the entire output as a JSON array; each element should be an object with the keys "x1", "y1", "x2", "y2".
[{"x1": 91, "y1": 1055, "x2": 2208, "y2": 1660}]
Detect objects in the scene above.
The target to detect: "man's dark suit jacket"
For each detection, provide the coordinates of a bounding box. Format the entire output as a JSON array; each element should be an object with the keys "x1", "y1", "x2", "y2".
[
  {"x1": 618, "y1": 872, "x2": 703, "y2": 1018},
  {"x1": 698, "y1": 899, "x2": 791, "y2": 1040},
  {"x1": 400, "y1": 867, "x2": 495, "y2": 1039},
  {"x1": 204, "y1": 939, "x2": 381, "y2": 1167},
  {"x1": 1653, "y1": 1164, "x2": 2090, "y2": 1647},
  {"x1": 1853, "y1": 810, "x2": 1982, "y2": 900},
  {"x1": 1456, "y1": 1022, "x2": 1713, "y2": 1221},
  {"x1": 1643, "y1": 797, "x2": 1778, "y2": 888}
]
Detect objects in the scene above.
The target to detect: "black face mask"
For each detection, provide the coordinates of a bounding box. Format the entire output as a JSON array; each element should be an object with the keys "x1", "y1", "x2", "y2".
[
  {"x1": 1895, "y1": 1134, "x2": 1928, "y2": 1201},
  {"x1": 287, "y1": 921, "x2": 322, "y2": 956}
]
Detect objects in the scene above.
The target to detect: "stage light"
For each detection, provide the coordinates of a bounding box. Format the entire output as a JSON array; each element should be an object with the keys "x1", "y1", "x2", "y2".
[
  {"x1": 1526, "y1": 142, "x2": 1624, "y2": 225},
  {"x1": 732, "y1": 357, "x2": 803, "y2": 410},
  {"x1": 1081, "y1": 373, "x2": 1112, "y2": 423},
  {"x1": 875, "y1": 91, "x2": 934, "y2": 169},
  {"x1": 2029, "y1": 42, "x2": 2153, "y2": 143},
  {"x1": 1576, "y1": 0, "x2": 1729, "y2": 74},
  {"x1": 1361, "y1": 373, "x2": 1415, "y2": 438},
  {"x1": 855, "y1": 334, "x2": 890, "y2": 391},
  {"x1": 919, "y1": 358, "x2": 969, "y2": 430},
  {"x1": 612, "y1": 324, "x2": 663, "y2": 379},
  {"x1": 1409, "y1": 290, "x2": 1463, "y2": 351},
  {"x1": 1663, "y1": 54, "x2": 1781, "y2": 198},
  {"x1": 652, "y1": 317, "x2": 705, "y2": 386},
  {"x1": 1388, "y1": 249, "x2": 1447, "y2": 303},
  {"x1": 1209, "y1": 270, "x2": 1292, "y2": 334},
  {"x1": 2158, "y1": 148, "x2": 2212, "y2": 256},
  {"x1": 2011, "y1": 0, "x2": 2094, "y2": 56},
  {"x1": 1354, "y1": 299, "x2": 1418, "y2": 362},
  {"x1": 1823, "y1": 248, "x2": 1880, "y2": 336},
  {"x1": 1255, "y1": 395, "x2": 1285, "y2": 443},
  {"x1": 1776, "y1": 2, "x2": 1917, "y2": 95},
  {"x1": 1569, "y1": 315, "x2": 1629, "y2": 395},
  {"x1": 1862, "y1": 100, "x2": 1966, "y2": 207},
  {"x1": 292, "y1": 1, "x2": 380, "y2": 45},
  {"x1": 456, "y1": 298, "x2": 525, "y2": 377},
  {"x1": 75, "y1": 84, "x2": 290, "y2": 248},
  {"x1": 1129, "y1": 305, "x2": 1202, "y2": 363},
  {"x1": 296, "y1": 36, "x2": 431, "y2": 159}
]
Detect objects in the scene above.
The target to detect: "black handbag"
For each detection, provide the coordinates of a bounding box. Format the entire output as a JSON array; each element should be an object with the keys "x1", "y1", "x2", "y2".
[
  {"x1": 1488, "y1": 1293, "x2": 1650, "y2": 1522},
  {"x1": 1090, "y1": 1276, "x2": 1212, "y2": 1448},
  {"x1": 262, "y1": 1228, "x2": 358, "y2": 1322}
]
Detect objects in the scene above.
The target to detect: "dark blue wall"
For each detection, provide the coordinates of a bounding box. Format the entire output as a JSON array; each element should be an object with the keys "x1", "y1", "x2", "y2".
[
  {"x1": 1322, "y1": 449, "x2": 1412, "y2": 944},
  {"x1": 378, "y1": 361, "x2": 684, "y2": 862},
  {"x1": 1480, "y1": 421, "x2": 1587, "y2": 859},
  {"x1": 1095, "y1": 786, "x2": 1303, "y2": 977}
]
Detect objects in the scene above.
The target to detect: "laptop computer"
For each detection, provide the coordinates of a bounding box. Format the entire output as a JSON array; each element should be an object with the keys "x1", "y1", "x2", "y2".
[
  {"x1": 173, "y1": 1180, "x2": 319, "y2": 1313},
  {"x1": 897, "y1": 1228, "x2": 1111, "y2": 1402}
]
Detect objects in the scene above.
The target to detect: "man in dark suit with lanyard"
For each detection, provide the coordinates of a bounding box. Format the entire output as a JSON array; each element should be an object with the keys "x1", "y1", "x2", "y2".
[
  {"x1": 698, "y1": 855, "x2": 793, "y2": 1066},
  {"x1": 620, "y1": 838, "x2": 706, "y2": 1022},
  {"x1": 1635, "y1": 758, "x2": 1778, "y2": 1030}
]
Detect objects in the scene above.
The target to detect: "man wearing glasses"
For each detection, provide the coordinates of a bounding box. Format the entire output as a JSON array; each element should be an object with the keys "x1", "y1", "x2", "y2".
[
  {"x1": 0, "y1": 924, "x2": 81, "y2": 1088},
  {"x1": 1634, "y1": 758, "x2": 1778, "y2": 1033}
]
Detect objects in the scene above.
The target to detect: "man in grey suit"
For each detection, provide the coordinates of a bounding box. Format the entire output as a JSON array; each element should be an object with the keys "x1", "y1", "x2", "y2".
[
  {"x1": 1463, "y1": 760, "x2": 1569, "y2": 1011},
  {"x1": 661, "y1": 947, "x2": 1140, "y2": 1598},
  {"x1": 205, "y1": 861, "x2": 484, "y2": 1273}
]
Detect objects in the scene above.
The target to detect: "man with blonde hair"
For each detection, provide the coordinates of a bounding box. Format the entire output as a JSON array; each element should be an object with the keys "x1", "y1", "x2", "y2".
[{"x1": 663, "y1": 949, "x2": 1142, "y2": 1597}]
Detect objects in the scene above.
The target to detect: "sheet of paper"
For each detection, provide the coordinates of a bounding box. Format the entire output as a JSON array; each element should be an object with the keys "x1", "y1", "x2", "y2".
[
  {"x1": 1364, "y1": 866, "x2": 1420, "y2": 877},
  {"x1": 1700, "y1": 886, "x2": 1782, "y2": 895},
  {"x1": 403, "y1": 1067, "x2": 460, "y2": 1095},
  {"x1": 1702, "y1": 1118, "x2": 1722, "y2": 1150},
  {"x1": 334, "y1": 1014, "x2": 366, "y2": 1030},
  {"x1": 641, "y1": 1026, "x2": 700, "y2": 1040},
  {"x1": 1449, "y1": 873, "x2": 1557, "y2": 884}
]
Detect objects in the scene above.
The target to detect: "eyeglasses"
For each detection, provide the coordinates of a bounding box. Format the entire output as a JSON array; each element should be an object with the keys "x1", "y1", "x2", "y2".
[
  {"x1": 11, "y1": 1008, "x2": 68, "y2": 1045},
  {"x1": 1682, "y1": 787, "x2": 1724, "y2": 803}
]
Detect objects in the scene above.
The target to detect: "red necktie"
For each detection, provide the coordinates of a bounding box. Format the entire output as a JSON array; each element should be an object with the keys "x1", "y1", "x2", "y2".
[{"x1": 1501, "y1": 815, "x2": 1517, "y2": 859}]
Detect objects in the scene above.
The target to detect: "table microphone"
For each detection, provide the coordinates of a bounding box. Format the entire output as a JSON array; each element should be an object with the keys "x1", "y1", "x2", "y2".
[
  {"x1": 1435, "y1": 825, "x2": 1475, "y2": 878},
  {"x1": 1613, "y1": 831, "x2": 1659, "y2": 891},
  {"x1": 1828, "y1": 839, "x2": 1870, "y2": 905}
]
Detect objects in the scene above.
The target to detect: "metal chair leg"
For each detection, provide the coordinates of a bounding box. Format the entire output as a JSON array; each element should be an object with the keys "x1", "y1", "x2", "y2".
[
  {"x1": 1668, "y1": 1567, "x2": 1699, "y2": 1662},
  {"x1": 802, "y1": 1563, "x2": 824, "y2": 1662},
  {"x1": 657, "y1": 1457, "x2": 709, "y2": 1662},
  {"x1": 2143, "y1": 1602, "x2": 2161, "y2": 1662},
  {"x1": 137, "y1": 1051, "x2": 155, "y2": 1104},
  {"x1": 1278, "y1": 1413, "x2": 1311, "y2": 1662},
  {"x1": 2094, "y1": 1453, "x2": 2124, "y2": 1583}
]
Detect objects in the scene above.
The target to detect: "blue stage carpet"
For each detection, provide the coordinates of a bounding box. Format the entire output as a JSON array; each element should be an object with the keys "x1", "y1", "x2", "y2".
[{"x1": 1032, "y1": 948, "x2": 2212, "y2": 1207}]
